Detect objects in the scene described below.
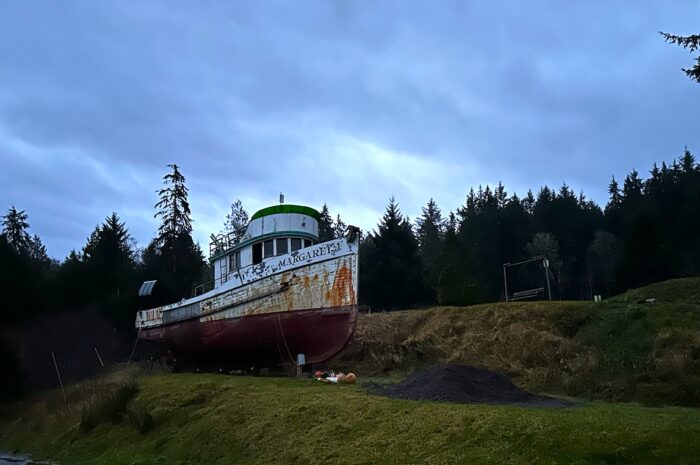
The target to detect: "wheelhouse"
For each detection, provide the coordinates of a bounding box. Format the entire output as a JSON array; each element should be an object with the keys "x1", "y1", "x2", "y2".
[{"x1": 209, "y1": 204, "x2": 320, "y2": 288}]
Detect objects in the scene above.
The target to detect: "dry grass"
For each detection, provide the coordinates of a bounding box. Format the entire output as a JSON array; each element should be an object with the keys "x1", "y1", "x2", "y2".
[
  {"x1": 333, "y1": 303, "x2": 598, "y2": 393},
  {"x1": 331, "y1": 278, "x2": 700, "y2": 405}
]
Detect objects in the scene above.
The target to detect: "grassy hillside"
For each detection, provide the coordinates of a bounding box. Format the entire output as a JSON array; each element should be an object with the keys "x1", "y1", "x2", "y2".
[
  {"x1": 2, "y1": 374, "x2": 700, "y2": 465},
  {"x1": 609, "y1": 277, "x2": 700, "y2": 305},
  {"x1": 2, "y1": 278, "x2": 700, "y2": 464},
  {"x1": 331, "y1": 278, "x2": 700, "y2": 406}
]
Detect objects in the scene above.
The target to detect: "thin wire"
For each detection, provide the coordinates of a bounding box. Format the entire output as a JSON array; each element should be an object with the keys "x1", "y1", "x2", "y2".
[
  {"x1": 276, "y1": 313, "x2": 297, "y2": 365},
  {"x1": 126, "y1": 326, "x2": 142, "y2": 367}
]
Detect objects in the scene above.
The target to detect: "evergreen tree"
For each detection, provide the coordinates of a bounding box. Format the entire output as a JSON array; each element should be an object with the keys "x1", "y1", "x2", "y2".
[
  {"x1": 435, "y1": 210, "x2": 477, "y2": 305},
  {"x1": 359, "y1": 198, "x2": 431, "y2": 310},
  {"x1": 0, "y1": 211, "x2": 48, "y2": 326},
  {"x1": 318, "y1": 204, "x2": 335, "y2": 242},
  {"x1": 2, "y1": 207, "x2": 31, "y2": 255},
  {"x1": 416, "y1": 198, "x2": 445, "y2": 291},
  {"x1": 82, "y1": 213, "x2": 136, "y2": 295},
  {"x1": 456, "y1": 184, "x2": 530, "y2": 302},
  {"x1": 680, "y1": 147, "x2": 696, "y2": 173},
  {"x1": 445, "y1": 211, "x2": 458, "y2": 235},
  {"x1": 622, "y1": 170, "x2": 643, "y2": 202},
  {"x1": 521, "y1": 190, "x2": 536, "y2": 215},
  {"x1": 495, "y1": 182, "x2": 507, "y2": 209},
  {"x1": 660, "y1": 32, "x2": 700, "y2": 83},
  {"x1": 155, "y1": 164, "x2": 192, "y2": 249},
  {"x1": 333, "y1": 214, "x2": 347, "y2": 239},
  {"x1": 532, "y1": 184, "x2": 604, "y2": 298},
  {"x1": 28, "y1": 234, "x2": 51, "y2": 268},
  {"x1": 144, "y1": 164, "x2": 206, "y2": 301},
  {"x1": 78, "y1": 213, "x2": 138, "y2": 329},
  {"x1": 607, "y1": 177, "x2": 622, "y2": 209}
]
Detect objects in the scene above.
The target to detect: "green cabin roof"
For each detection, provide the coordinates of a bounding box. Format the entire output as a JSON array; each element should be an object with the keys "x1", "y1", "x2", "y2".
[{"x1": 250, "y1": 204, "x2": 321, "y2": 221}]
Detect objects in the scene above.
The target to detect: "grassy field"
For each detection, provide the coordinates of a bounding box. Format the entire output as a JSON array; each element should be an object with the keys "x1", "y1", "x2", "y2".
[
  {"x1": 2, "y1": 277, "x2": 700, "y2": 464},
  {"x1": 1, "y1": 373, "x2": 700, "y2": 465},
  {"x1": 331, "y1": 278, "x2": 700, "y2": 406}
]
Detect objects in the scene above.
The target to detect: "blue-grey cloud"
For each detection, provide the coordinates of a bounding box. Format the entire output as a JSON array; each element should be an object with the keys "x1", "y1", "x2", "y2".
[{"x1": 0, "y1": 0, "x2": 698, "y2": 258}]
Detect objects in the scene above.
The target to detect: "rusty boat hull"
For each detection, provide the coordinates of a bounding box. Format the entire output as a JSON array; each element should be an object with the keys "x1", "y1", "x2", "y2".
[
  {"x1": 136, "y1": 234, "x2": 359, "y2": 369},
  {"x1": 140, "y1": 305, "x2": 356, "y2": 368}
]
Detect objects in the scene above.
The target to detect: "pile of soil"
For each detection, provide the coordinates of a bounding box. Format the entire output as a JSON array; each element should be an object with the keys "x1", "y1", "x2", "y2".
[{"x1": 376, "y1": 364, "x2": 573, "y2": 407}]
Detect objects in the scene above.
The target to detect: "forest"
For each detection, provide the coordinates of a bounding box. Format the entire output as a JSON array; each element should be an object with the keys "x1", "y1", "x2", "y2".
[{"x1": 2, "y1": 148, "x2": 700, "y2": 400}]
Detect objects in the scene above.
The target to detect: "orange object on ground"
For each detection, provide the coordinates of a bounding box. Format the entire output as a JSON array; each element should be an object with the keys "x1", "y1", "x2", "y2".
[{"x1": 339, "y1": 372, "x2": 356, "y2": 384}]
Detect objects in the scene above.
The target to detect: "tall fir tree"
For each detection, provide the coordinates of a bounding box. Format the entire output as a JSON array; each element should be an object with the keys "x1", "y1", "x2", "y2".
[
  {"x1": 82, "y1": 213, "x2": 136, "y2": 296},
  {"x1": 2, "y1": 206, "x2": 31, "y2": 255},
  {"x1": 415, "y1": 198, "x2": 445, "y2": 291},
  {"x1": 28, "y1": 234, "x2": 50, "y2": 266},
  {"x1": 360, "y1": 197, "x2": 431, "y2": 309},
  {"x1": 435, "y1": 210, "x2": 476, "y2": 305},
  {"x1": 144, "y1": 164, "x2": 205, "y2": 301},
  {"x1": 0, "y1": 208, "x2": 49, "y2": 327},
  {"x1": 622, "y1": 170, "x2": 643, "y2": 202},
  {"x1": 521, "y1": 190, "x2": 536, "y2": 215},
  {"x1": 318, "y1": 204, "x2": 335, "y2": 242},
  {"x1": 607, "y1": 177, "x2": 622, "y2": 209},
  {"x1": 333, "y1": 214, "x2": 347, "y2": 239},
  {"x1": 155, "y1": 164, "x2": 192, "y2": 249},
  {"x1": 78, "y1": 213, "x2": 138, "y2": 329}
]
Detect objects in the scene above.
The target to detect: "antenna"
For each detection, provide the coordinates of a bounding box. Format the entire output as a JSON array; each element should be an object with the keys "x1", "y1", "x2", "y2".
[{"x1": 279, "y1": 192, "x2": 285, "y2": 204}]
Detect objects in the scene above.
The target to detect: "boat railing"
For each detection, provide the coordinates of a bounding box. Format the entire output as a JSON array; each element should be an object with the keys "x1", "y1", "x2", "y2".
[
  {"x1": 208, "y1": 230, "x2": 242, "y2": 258},
  {"x1": 191, "y1": 261, "x2": 249, "y2": 297},
  {"x1": 192, "y1": 278, "x2": 216, "y2": 298}
]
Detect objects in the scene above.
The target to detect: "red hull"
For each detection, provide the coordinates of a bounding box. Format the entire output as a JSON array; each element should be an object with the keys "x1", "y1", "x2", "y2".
[{"x1": 140, "y1": 305, "x2": 357, "y2": 368}]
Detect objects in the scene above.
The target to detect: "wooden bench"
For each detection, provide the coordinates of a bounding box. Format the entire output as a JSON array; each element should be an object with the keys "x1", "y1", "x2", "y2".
[{"x1": 511, "y1": 287, "x2": 545, "y2": 301}]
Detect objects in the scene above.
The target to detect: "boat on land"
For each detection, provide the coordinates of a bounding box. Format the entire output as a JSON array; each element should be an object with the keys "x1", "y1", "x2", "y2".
[{"x1": 135, "y1": 204, "x2": 360, "y2": 370}]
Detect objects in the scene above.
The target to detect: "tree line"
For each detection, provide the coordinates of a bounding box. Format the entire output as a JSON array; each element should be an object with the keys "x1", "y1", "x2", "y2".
[
  {"x1": 360, "y1": 148, "x2": 700, "y2": 309},
  {"x1": 2, "y1": 149, "x2": 700, "y2": 398}
]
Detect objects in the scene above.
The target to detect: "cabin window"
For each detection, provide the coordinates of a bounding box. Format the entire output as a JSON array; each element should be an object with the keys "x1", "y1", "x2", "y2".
[
  {"x1": 263, "y1": 239, "x2": 274, "y2": 258},
  {"x1": 304, "y1": 239, "x2": 312, "y2": 248},
  {"x1": 276, "y1": 238, "x2": 288, "y2": 255},
  {"x1": 291, "y1": 238, "x2": 302, "y2": 252},
  {"x1": 229, "y1": 251, "x2": 241, "y2": 270},
  {"x1": 252, "y1": 243, "x2": 263, "y2": 264},
  {"x1": 219, "y1": 258, "x2": 228, "y2": 284}
]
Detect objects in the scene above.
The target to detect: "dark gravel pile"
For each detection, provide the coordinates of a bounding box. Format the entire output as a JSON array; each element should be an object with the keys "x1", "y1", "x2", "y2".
[{"x1": 377, "y1": 364, "x2": 573, "y2": 407}]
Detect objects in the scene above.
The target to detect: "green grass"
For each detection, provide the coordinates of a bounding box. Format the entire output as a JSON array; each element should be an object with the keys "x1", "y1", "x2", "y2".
[
  {"x1": 2, "y1": 374, "x2": 700, "y2": 465},
  {"x1": 3, "y1": 278, "x2": 700, "y2": 463},
  {"x1": 608, "y1": 277, "x2": 700, "y2": 305}
]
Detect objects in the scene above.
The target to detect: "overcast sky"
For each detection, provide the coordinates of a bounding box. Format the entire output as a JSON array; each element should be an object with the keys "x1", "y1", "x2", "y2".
[{"x1": 1, "y1": 1, "x2": 698, "y2": 259}]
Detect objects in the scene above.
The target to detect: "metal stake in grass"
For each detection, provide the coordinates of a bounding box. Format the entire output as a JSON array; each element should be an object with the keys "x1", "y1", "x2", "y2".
[
  {"x1": 94, "y1": 347, "x2": 105, "y2": 368},
  {"x1": 51, "y1": 351, "x2": 67, "y2": 404}
]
